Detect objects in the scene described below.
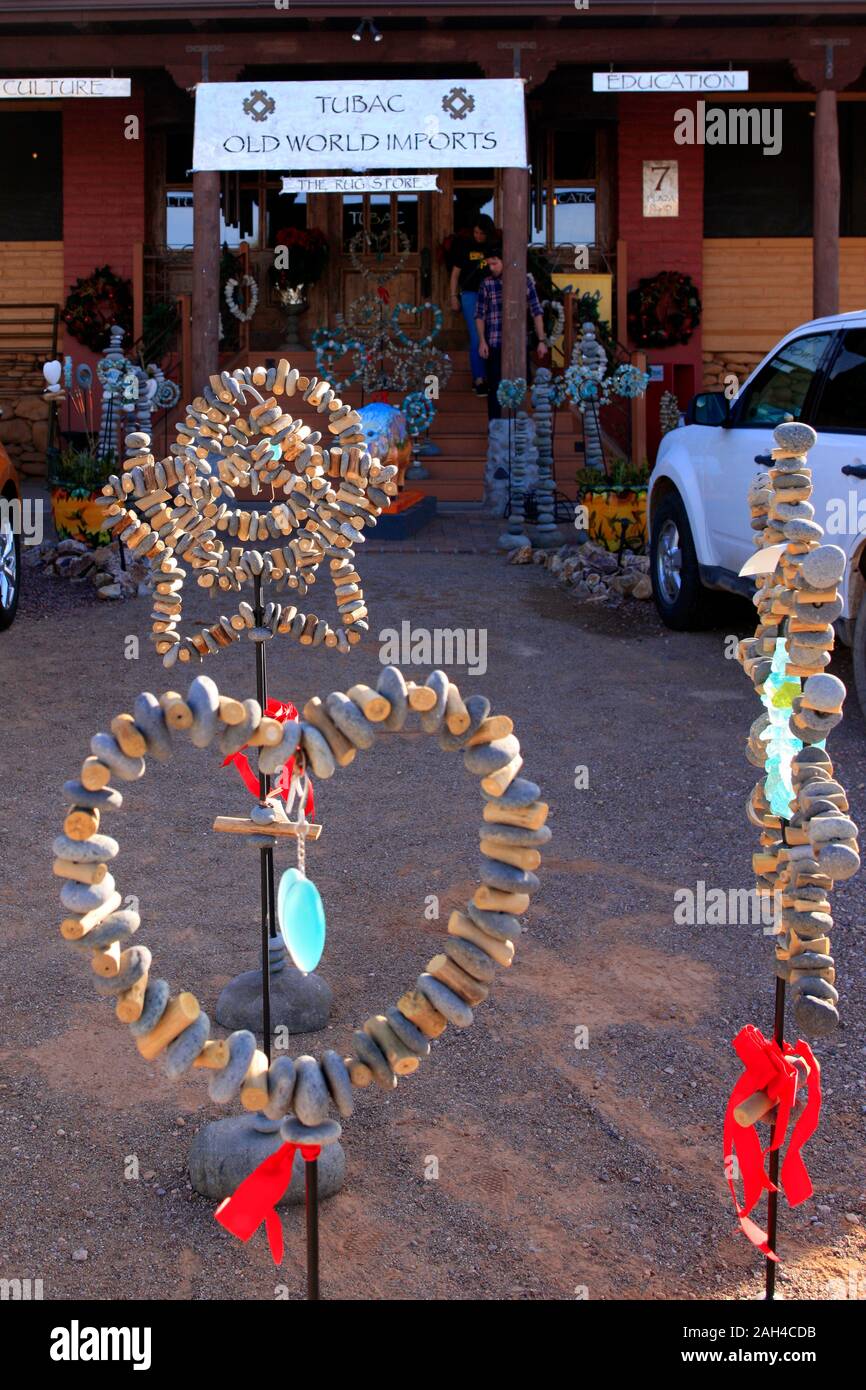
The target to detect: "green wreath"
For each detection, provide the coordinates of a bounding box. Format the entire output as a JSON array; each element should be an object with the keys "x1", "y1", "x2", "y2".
[
  {"x1": 62, "y1": 265, "x2": 133, "y2": 353},
  {"x1": 627, "y1": 271, "x2": 702, "y2": 349}
]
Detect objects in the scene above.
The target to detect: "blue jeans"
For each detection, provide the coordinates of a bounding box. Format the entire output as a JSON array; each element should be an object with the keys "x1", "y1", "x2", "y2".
[{"x1": 460, "y1": 290, "x2": 484, "y2": 382}]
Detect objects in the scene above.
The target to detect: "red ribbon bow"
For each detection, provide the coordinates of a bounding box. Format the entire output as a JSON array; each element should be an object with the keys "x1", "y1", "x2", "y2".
[
  {"x1": 215, "y1": 1141, "x2": 321, "y2": 1264},
  {"x1": 723, "y1": 1024, "x2": 821, "y2": 1260},
  {"x1": 221, "y1": 698, "x2": 314, "y2": 817}
]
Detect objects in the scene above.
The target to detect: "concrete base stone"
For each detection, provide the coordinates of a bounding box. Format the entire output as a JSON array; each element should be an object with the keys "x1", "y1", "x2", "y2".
[
  {"x1": 188, "y1": 1114, "x2": 346, "y2": 1203},
  {"x1": 215, "y1": 964, "x2": 332, "y2": 1034}
]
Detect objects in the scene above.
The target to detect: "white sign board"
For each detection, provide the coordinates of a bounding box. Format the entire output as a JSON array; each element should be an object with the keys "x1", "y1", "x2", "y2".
[
  {"x1": 593, "y1": 71, "x2": 749, "y2": 94},
  {"x1": 282, "y1": 174, "x2": 439, "y2": 194},
  {"x1": 0, "y1": 77, "x2": 131, "y2": 99},
  {"x1": 193, "y1": 80, "x2": 527, "y2": 171}
]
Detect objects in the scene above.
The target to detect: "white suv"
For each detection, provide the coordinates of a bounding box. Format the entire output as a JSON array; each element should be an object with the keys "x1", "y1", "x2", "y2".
[{"x1": 648, "y1": 311, "x2": 866, "y2": 716}]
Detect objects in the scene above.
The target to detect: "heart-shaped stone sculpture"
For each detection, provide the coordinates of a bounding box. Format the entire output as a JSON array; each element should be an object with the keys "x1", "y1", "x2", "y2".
[{"x1": 95, "y1": 360, "x2": 400, "y2": 667}]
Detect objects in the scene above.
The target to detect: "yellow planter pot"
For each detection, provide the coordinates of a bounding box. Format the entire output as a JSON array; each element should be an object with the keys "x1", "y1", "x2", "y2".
[
  {"x1": 50, "y1": 486, "x2": 113, "y2": 548},
  {"x1": 579, "y1": 486, "x2": 648, "y2": 553}
]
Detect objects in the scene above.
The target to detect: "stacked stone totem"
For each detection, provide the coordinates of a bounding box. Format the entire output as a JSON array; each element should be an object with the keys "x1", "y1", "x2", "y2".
[
  {"x1": 571, "y1": 323, "x2": 607, "y2": 472},
  {"x1": 498, "y1": 411, "x2": 533, "y2": 551},
  {"x1": 529, "y1": 368, "x2": 563, "y2": 547},
  {"x1": 737, "y1": 421, "x2": 860, "y2": 1038}
]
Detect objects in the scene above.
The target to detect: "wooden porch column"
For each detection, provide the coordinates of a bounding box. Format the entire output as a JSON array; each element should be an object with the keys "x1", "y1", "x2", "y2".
[
  {"x1": 502, "y1": 166, "x2": 529, "y2": 382},
  {"x1": 813, "y1": 88, "x2": 840, "y2": 320},
  {"x1": 191, "y1": 170, "x2": 221, "y2": 390}
]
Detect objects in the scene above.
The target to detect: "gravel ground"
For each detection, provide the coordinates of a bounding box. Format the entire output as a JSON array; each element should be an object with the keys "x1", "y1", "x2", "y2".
[{"x1": 1, "y1": 547, "x2": 864, "y2": 1302}]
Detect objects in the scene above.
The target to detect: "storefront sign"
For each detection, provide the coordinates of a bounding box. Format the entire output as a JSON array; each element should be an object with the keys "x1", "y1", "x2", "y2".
[
  {"x1": 193, "y1": 80, "x2": 527, "y2": 171},
  {"x1": 593, "y1": 71, "x2": 749, "y2": 94},
  {"x1": 0, "y1": 77, "x2": 131, "y2": 98},
  {"x1": 282, "y1": 175, "x2": 440, "y2": 194},
  {"x1": 643, "y1": 160, "x2": 679, "y2": 217}
]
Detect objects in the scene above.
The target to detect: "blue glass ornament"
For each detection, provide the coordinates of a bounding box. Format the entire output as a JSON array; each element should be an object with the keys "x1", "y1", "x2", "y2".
[
  {"x1": 277, "y1": 869, "x2": 325, "y2": 973},
  {"x1": 759, "y1": 637, "x2": 803, "y2": 818}
]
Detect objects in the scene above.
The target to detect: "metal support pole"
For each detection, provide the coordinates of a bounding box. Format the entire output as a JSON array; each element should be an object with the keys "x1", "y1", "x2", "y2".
[
  {"x1": 765, "y1": 972, "x2": 787, "y2": 1299},
  {"x1": 306, "y1": 1156, "x2": 320, "y2": 1301},
  {"x1": 253, "y1": 571, "x2": 275, "y2": 1063}
]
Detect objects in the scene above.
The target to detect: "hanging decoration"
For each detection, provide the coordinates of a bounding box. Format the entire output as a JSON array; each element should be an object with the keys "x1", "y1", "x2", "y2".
[
  {"x1": 54, "y1": 663, "x2": 548, "y2": 1264},
  {"x1": 729, "y1": 419, "x2": 859, "y2": 1274},
  {"x1": 93, "y1": 359, "x2": 401, "y2": 666},
  {"x1": 312, "y1": 224, "x2": 451, "y2": 399},
  {"x1": 609, "y1": 361, "x2": 652, "y2": 399},
  {"x1": 277, "y1": 766, "x2": 326, "y2": 974},
  {"x1": 61, "y1": 265, "x2": 134, "y2": 353},
  {"x1": 390, "y1": 302, "x2": 443, "y2": 350},
  {"x1": 564, "y1": 362, "x2": 612, "y2": 412},
  {"x1": 627, "y1": 270, "x2": 702, "y2": 348},
  {"x1": 401, "y1": 390, "x2": 435, "y2": 437},
  {"x1": 496, "y1": 378, "x2": 526, "y2": 410},
  {"x1": 224, "y1": 274, "x2": 259, "y2": 323}
]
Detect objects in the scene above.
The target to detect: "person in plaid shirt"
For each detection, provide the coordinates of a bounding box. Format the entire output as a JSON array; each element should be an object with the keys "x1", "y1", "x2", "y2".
[{"x1": 475, "y1": 247, "x2": 548, "y2": 420}]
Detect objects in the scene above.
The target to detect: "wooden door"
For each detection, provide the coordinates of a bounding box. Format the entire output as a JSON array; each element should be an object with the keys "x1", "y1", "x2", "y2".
[{"x1": 337, "y1": 188, "x2": 433, "y2": 330}]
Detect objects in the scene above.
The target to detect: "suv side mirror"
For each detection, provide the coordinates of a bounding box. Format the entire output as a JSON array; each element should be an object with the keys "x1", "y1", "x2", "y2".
[{"x1": 685, "y1": 391, "x2": 730, "y2": 427}]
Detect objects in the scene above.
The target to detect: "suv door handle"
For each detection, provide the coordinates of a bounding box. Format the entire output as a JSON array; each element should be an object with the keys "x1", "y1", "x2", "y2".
[{"x1": 841, "y1": 463, "x2": 866, "y2": 479}]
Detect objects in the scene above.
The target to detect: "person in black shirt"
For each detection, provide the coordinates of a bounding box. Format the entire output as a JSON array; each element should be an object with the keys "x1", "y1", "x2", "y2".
[{"x1": 449, "y1": 213, "x2": 497, "y2": 394}]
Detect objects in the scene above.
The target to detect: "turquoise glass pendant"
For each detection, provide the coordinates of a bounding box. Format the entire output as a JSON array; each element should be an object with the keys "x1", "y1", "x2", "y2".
[{"x1": 277, "y1": 869, "x2": 326, "y2": 973}]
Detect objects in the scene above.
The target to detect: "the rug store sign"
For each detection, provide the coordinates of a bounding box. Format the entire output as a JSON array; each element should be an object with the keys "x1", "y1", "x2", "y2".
[{"x1": 193, "y1": 79, "x2": 527, "y2": 170}]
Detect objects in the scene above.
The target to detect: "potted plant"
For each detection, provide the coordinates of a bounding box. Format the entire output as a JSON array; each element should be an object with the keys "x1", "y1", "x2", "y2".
[
  {"x1": 269, "y1": 228, "x2": 329, "y2": 348},
  {"x1": 576, "y1": 457, "x2": 651, "y2": 554},
  {"x1": 47, "y1": 445, "x2": 116, "y2": 548}
]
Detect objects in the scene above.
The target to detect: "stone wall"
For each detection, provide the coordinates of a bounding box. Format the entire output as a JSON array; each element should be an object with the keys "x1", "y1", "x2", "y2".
[
  {"x1": 702, "y1": 350, "x2": 764, "y2": 393},
  {"x1": 0, "y1": 239, "x2": 64, "y2": 477},
  {"x1": 0, "y1": 380, "x2": 50, "y2": 477}
]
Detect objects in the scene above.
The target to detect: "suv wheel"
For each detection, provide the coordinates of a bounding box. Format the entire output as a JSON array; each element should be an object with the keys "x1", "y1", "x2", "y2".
[
  {"x1": 650, "y1": 491, "x2": 705, "y2": 629},
  {"x1": 0, "y1": 509, "x2": 21, "y2": 631}
]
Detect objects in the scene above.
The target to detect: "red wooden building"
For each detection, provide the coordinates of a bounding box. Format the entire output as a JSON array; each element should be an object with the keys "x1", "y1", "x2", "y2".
[{"x1": 1, "y1": 0, "x2": 866, "y2": 497}]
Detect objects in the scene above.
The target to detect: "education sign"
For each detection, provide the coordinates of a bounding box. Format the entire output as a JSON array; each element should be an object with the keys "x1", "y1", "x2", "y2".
[
  {"x1": 193, "y1": 80, "x2": 527, "y2": 171},
  {"x1": 593, "y1": 71, "x2": 749, "y2": 94}
]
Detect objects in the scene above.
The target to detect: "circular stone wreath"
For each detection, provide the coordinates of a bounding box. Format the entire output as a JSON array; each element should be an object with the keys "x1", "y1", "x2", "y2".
[{"x1": 55, "y1": 667, "x2": 548, "y2": 1145}]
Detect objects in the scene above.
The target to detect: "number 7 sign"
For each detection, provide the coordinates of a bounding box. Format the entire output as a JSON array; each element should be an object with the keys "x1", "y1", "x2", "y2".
[{"x1": 642, "y1": 159, "x2": 679, "y2": 217}]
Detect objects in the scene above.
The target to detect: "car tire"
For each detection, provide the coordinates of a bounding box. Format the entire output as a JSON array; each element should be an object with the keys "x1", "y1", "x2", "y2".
[
  {"x1": 853, "y1": 590, "x2": 866, "y2": 724},
  {"x1": 0, "y1": 509, "x2": 21, "y2": 631},
  {"x1": 650, "y1": 490, "x2": 706, "y2": 630}
]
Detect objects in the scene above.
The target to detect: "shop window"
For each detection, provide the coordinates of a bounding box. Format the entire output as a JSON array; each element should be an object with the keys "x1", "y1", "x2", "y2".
[
  {"x1": 704, "y1": 105, "x2": 813, "y2": 237},
  {"x1": 533, "y1": 127, "x2": 599, "y2": 252},
  {"x1": 266, "y1": 184, "x2": 306, "y2": 246},
  {"x1": 342, "y1": 194, "x2": 364, "y2": 249},
  {"x1": 840, "y1": 105, "x2": 866, "y2": 235},
  {"x1": 737, "y1": 333, "x2": 832, "y2": 427},
  {"x1": 165, "y1": 188, "x2": 260, "y2": 250},
  {"x1": 813, "y1": 329, "x2": 866, "y2": 433},
  {"x1": 553, "y1": 131, "x2": 595, "y2": 181},
  {"x1": 536, "y1": 187, "x2": 596, "y2": 248},
  {"x1": 342, "y1": 188, "x2": 419, "y2": 252},
  {"x1": 0, "y1": 112, "x2": 62, "y2": 239}
]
